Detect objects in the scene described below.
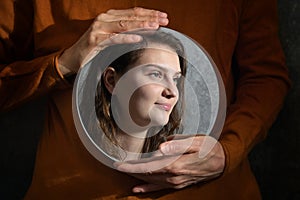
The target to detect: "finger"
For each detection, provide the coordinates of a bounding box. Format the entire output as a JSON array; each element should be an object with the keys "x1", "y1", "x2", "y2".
[
  {"x1": 132, "y1": 178, "x2": 202, "y2": 192},
  {"x1": 115, "y1": 155, "x2": 180, "y2": 173},
  {"x1": 99, "y1": 33, "x2": 142, "y2": 46},
  {"x1": 96, "y1": 13, "x2": 166, "y2": 24},
  {"x1": 159, "y1": 136, "x2": 199, "y2": 155},
  {"x1": 120, "y1": 14, "x2": 168, "y2": 26},
  {"x1": 151, "y1": 149, "x2": 164, "y2": 157},
  {"x1": 160, "y1": 136, "x2": 218, "y2": 157},
  {"x1": 166, "y1": 133, "x2": 206, "y2": 141},
  {"x1": 82, "y1": 33, "x2": 142, "y2": 66},
  {"x1": 166, "y1": 175, "x2": 197, "y2": 186},
  {"x1": 132, "y1": 183, "x2": 166, "y2": 193},
  {"x1": 92, "y1": 19, "x2": 160, "y2": 34},
  {"x1": 106, "y1": 7, "x2": 168, "y2": 27},
  {"x1": 130, "y1": 172, "x2": 173, "y2": 187},
  {"x1": 173, "y1": 180, "x2": 200, "y2": 189},
  {"x1": 167, "y1": 152, "x2": 223, "y2": 177},
  {"x1": 116, "y1": 19, "x2": 160, "y2": 31},
  {"x1": 107, "y1": 7, "x2": 167, "y2": 18},
  {"x1": 133, "y1": 178, "x2": 202, "y2": 192},
  {"x1": 89, "y1": 24, "x2": 143, "y2": 45}
]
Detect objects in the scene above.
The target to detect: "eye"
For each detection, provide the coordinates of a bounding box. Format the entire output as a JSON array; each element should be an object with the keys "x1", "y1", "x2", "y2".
[
  {"x1": 173, "y1": 75, "x2": 182, "y2": 84},
  {"x1": 149, "y1": 71, "x2": 163, "y2": 79}
]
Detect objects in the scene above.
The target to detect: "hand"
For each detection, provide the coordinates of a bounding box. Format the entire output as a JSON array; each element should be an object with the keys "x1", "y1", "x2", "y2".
[
  {"x1": 58, "y1": 7, "x2": 169, "y2": 74},
  {"x1": 115, "y1": 135, "x2": 225, "y2": 193}
]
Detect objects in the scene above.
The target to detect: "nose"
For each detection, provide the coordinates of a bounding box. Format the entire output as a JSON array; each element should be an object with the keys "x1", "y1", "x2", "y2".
[{"x1": 162, "y1": 81, "x2": 178, "y2": 99}]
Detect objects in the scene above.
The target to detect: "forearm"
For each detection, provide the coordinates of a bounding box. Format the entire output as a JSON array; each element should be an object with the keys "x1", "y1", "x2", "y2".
[
  {"x1": 0, "y1": 1, "x2": 71, "y2": 111},
  {"x1": 220, "y1": 79, "x2": 289, "y2": 173},
  {"x1": 219, "y1": 0, "x2": 291, "y2": 174},
  {"x1": 0, "y1": 52, "x2": 71, "y2": 112}
]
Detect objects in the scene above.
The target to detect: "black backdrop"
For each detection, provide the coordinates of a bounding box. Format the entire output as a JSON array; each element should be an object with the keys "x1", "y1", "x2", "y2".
[
  {"x1": 0, "y1": 1, "x2": 299, "y2": 199},
  {"x1": 249, "y1": 1, "x2": 300, "y2": 199}
]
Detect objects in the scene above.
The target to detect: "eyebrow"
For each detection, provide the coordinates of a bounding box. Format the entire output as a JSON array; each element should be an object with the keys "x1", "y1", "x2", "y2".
[{"x1": 142, "y1": 64, "x2": 182, "y2": 76}]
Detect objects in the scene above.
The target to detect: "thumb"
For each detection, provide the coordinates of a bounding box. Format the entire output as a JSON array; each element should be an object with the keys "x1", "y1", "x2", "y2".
[
  {"x1": 132, "y1": 183, "x2": 166, "y2": 193},
  {"x1": 159, "y1": 136, "x2": 195, "y2": 156},
  {"x1": 159, "y1": 135, "x2": 216, "y2": 156}
]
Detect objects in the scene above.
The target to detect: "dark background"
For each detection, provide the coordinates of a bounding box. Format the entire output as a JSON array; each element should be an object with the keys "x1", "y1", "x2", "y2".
[
  {"x1": 248, "y1": 1, "x2": 300, "y2": 199},
  {"x1": 0, "y1": 1, "x2": 299, "y2": 199}
]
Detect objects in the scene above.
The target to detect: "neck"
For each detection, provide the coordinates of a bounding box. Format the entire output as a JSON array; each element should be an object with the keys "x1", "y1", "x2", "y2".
[{"x1": 116, "y1": 129, "x2": 148, "y2": 160}]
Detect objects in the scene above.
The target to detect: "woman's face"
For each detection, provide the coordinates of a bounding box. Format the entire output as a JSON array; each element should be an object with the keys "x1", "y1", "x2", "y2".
[
  {"x1": 126, "y1": 46, "x2": 181, "y2": 127},
  {"x1": 105, "y1": 45, "x2": 182, "y2": 132}
]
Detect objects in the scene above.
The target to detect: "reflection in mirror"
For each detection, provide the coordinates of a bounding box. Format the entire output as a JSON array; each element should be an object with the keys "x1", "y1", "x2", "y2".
[
  {"x1": 95, "y1": 32, "x2": 186, "y2": 161},
  {"x1": 72, "y1": 28, "x2": 226, "y2": 167}
]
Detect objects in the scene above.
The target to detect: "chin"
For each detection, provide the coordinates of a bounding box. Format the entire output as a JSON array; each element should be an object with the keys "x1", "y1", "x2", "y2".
[
  {"x1": 150, "y1": 116, "x2": 169, "y2": 127},
  {"x1": 148, "y1": 109, "x2": 171, "y2": 127}
]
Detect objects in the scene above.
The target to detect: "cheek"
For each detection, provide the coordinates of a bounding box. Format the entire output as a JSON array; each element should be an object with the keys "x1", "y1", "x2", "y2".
[
  {"x1": 131, "y1": 85, "x2": 161, "y2": 105},
  {"x1": 128, "y1": 86, "x2": 160, "y2": 124},
  {"x1": 174, "y1": 96, "x2": 179, "y2": 106}
]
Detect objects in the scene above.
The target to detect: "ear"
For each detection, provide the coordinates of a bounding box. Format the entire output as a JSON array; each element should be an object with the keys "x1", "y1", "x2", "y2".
[{"x1": 103, "y1": 67, "x2": 117, "y2": 94}]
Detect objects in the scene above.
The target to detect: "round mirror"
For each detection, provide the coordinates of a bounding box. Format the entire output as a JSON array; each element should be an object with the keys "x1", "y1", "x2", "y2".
[{"x1": 72, "y1": 27, "x2": 226, "y2": 168}]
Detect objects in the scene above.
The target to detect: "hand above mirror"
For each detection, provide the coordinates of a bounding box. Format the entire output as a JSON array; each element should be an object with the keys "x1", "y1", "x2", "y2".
[{"x1": 58, "y1": 7, "x2": 169, "y2": 75}]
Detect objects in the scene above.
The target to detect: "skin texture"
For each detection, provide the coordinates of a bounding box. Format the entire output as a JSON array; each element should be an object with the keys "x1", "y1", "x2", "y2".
[
  {"x1": 58, "y1": 7, "x2": 169, "y2": 73},
  {"x1": 117, "y1": 48, "x2": 180, "y2": 127},
  {"x1": 116, "y1": 134, "x2": 225, "y2": 192},
  {"x1": 102, "y1": 47, "x2": 181, "y2": 158}
]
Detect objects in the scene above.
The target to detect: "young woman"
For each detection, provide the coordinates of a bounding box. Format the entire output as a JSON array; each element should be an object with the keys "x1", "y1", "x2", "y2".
[{"x1": 95, "y1": 32, "x2": 187, "y2": 161}]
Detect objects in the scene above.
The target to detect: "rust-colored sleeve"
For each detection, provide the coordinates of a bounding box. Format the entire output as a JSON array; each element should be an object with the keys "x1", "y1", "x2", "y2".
[
  {"x1": 0, "y1": 0, "x2": 70, "y2": 112},
  {"x1": 219, "y1": 0, "x2": 291, "y2": 174}
]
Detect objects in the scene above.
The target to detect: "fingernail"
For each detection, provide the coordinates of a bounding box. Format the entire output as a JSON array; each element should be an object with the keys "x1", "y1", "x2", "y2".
[
  {"x1": 133, "y1": 35, "x2": 142, "y2": 41},
  {"x1": 160, "y1": 143, "x2": 168, "y2": 154},
  {"x1": 159, "y1": 18, "x2": 169, "y2": 24},
  {"x1": 128, "y1": 35, "x2": 142, "y2": 42},
  {"x1": 133, "y1": 188, "x2": 143, "y2": 193},
  {"x1": 159, "y1": 12, "x2": 168, "y2": 18}
]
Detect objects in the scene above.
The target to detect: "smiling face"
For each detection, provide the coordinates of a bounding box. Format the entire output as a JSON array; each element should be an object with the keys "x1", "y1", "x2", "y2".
[
  {"x1": 127, "y1": 47, "x2": 181, "y2": 127},
  {"x1": 96, "y1": 31, "x2": 186, "y2": 156},
  {"x1": 102, "y1": 44, "x2": 182, "y2": 131}
]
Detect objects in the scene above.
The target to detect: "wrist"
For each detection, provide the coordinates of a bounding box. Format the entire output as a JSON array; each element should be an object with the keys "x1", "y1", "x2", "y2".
[
  {"x1": 57, "y1": 63, "x2": 72, "y2": 75},
  {"x1": 58, "y1": 47, "x2": 81, "y2": 73}
]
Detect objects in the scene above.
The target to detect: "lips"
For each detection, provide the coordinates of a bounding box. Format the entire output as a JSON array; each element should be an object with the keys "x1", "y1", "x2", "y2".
[{"x1": 155, "y1": 103, "x2": 172, "y2": 111}]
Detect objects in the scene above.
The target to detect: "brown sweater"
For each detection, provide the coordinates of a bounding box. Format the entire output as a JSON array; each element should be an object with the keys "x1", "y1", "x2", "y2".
[{"x1": 0, "y1": 0, "x2": 290, "y2": 199}]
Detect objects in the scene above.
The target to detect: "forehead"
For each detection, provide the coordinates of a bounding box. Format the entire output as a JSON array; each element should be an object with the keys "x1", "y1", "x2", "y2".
[{"x1": 134, "y1": 44, "x2": 181, "y2": 72}]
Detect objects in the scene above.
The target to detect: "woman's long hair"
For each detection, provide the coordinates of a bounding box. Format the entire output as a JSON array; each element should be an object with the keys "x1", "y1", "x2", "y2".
[{"x1": 95, "y1": 31, "x2": 186, "y2": 159}]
